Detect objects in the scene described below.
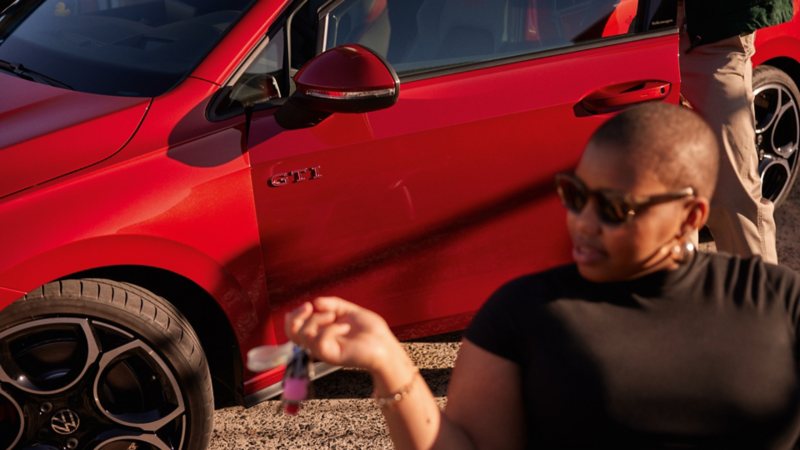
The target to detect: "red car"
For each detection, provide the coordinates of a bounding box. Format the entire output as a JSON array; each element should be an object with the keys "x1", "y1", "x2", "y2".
[{"x1": 0, "y1": 0, "x2": 797, "y2": 448}]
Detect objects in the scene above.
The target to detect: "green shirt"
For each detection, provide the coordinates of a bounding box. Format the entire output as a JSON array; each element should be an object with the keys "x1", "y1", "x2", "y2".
[{"x1": 685, "y1": 0, "x2": 794, "y2": 46}]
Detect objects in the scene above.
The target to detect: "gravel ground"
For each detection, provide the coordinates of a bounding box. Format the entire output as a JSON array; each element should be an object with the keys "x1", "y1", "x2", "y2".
[
  {"x1": 776, "y1": 187, "x2": 800, "y2": 271},
  {"x1": 211, "y1": 335, "x2": 461, "y2": 449},
  {"x1": 210, "y1": 186, "x2": 800, "y2": 449}
]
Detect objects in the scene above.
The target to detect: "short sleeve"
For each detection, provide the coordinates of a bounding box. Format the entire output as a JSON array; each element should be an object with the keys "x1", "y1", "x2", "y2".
[{"x1": 465, "y1": 280, "x2": 527, "y2": 364}]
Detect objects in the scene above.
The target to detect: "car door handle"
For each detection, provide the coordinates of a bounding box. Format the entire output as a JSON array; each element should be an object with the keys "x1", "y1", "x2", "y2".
[{"x1": 581, "y1": 81, "x2": 671, "y2": 114}]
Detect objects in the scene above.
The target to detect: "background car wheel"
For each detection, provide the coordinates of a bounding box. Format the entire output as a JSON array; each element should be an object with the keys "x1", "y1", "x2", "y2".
[
  {"x1": 0, "y1": 279, "x2": 213, "y2": 450},
  {"x1": 753, "y1": 65, "x2": 800, "y2": 208}
]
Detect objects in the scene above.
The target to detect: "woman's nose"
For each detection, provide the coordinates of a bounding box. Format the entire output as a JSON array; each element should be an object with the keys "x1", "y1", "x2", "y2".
[{"x1": 573, "y1": 197, "x2": 603, "y2": 235}]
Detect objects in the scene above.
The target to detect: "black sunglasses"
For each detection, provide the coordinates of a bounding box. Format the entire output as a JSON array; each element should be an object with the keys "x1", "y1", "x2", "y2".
[{"x1": 554, "y1": 173, "x2": 695, "y2": 225}]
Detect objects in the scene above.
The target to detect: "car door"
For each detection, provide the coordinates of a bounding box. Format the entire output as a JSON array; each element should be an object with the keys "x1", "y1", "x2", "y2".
[{"x1": 242, "y1": 0, "x2": 681, "y2": 341}]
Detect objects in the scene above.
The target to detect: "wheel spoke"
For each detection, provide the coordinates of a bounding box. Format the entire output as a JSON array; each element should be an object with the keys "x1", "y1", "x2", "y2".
[
  {"x1": 0, "y1": 281, "x2": 202, "y2": 450},
  {"x1": 755, "y1": 84, "x2": 782, "y2": 134},
  {"x1": 771, "y1": 89, "x2": 799, "y2": 159},
  {"x1": 93, "y1": 339, "x2": 186, "y2": 433},
  {"x1": 0, "y1": 318, "x2": 100, "y2": 395},
  {"x1": 778, "y1": 98, "x2": 794, "y2": 116},
  {"x1": 760, "y1": 155, "x2": 793, "y2": 202}
]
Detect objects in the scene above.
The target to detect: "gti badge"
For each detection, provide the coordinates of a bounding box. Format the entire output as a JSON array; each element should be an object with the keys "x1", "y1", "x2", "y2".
[
  {"x1": 270, "y1": 166, "x2": 322, "y2": 187},
  {"x1": 51, "y1": 409, "x2": 80, "y2": 435}
]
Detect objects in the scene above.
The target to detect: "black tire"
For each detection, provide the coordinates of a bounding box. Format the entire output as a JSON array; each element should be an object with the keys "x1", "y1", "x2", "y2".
[
  {"x1": 753, "y1": 65, "x2": 800, "y2": 208},
  {"x1": 0, "y1": 279, "x2": 213, "y2": 450}
]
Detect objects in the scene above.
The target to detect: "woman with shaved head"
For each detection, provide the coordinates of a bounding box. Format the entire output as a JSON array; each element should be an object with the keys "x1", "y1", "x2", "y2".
[{"x1": 286, "y1": 103, "x2": 800, "y2": 449}]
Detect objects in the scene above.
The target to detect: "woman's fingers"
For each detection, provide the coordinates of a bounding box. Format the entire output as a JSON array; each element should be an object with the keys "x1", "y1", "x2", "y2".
[
  {"x1": 313, "y1": 296, "x2": 384, "y2": 329},
  {"x1": 312, "y1": 296, "x2": 362, "y2": 317},
  {"x1": 285, "y1": 302, "x2": 313, "y2": 341},
  {"x1": 285, "y1": 299, "x2": 353, "y2": 349},
  {"x1": 283, "y1": 296, "x2": 403, "y2": 371},
  {"x1": 296, "y1": 310, "x2": 337, "y2": 349}
]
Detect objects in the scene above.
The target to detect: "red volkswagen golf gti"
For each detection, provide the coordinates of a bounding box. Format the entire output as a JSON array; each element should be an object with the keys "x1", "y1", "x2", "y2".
[{"x1": 0, "y1": 0, "x2": 798, "y2": 448}]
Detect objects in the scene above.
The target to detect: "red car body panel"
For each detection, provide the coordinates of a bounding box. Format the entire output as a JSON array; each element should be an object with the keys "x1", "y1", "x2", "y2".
[
  {"x1": 0, "y1": 77, "x2": 275, "y2": 387},
  {"x1": 754, "y1": 0, "x2": 800, "y2": 68},
  {"x1": 0, "y1": 73, "x2": 150, "y2": 198},
  {"x1": 0, "y1": 286, "x2": 25, "y2": 308},
  {"x1": 245, "y1": 34, "x2": 681, "y2": 392},
  {"x1": 295, "y1": 45, "x2": 398, "y2": 92},
  {"x1": 1, "y1": 0, "x2": 797, "y2": 403}
]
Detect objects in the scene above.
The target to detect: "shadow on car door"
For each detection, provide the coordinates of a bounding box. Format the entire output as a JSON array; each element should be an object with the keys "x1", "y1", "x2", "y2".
[{"x1": 246, "y1": 0, "x2": 682, "y2": 343}]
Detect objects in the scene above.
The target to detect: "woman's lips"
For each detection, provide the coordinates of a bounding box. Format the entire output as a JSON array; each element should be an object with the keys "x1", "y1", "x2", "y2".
[{"x1": 572, "y1": 245, "x2": 608, "y2": 264}]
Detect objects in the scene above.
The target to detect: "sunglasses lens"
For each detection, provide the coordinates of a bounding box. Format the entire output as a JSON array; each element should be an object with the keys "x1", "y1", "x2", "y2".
[
  {"x1": 556, "y1": 175, "x2": 632, "y2": 225},
  {"x1": 595, "y1": 195, "x2": 627, "y2": 224},
  {"x1": 556, "y1": 176, "x2": 586, "y2": 213}
]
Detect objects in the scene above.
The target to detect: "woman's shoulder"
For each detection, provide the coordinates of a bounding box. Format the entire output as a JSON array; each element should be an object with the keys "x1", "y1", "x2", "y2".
[
  {"x1": 466, "y1": 263, "x2": 581, "y2": 363},
  {"x1": 486, "y1": 263, "x2": 583, "y2": 309},
  {"x1": 698, "y1": 251, "x2": 800, "y2": 302},
  {"x1": 700, "y1": 251, "x2": 798, "y2": 279}
]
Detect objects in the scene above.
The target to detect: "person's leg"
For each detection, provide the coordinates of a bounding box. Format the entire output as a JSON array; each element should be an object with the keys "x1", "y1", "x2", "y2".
[{"x1": 678, "y1": 10, "x2": 778, "y2": 263}]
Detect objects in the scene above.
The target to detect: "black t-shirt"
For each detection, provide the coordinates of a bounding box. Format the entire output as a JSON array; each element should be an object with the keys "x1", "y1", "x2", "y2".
[{"x1": 466, "y1": 252, "x2": 800, "y2": 449}]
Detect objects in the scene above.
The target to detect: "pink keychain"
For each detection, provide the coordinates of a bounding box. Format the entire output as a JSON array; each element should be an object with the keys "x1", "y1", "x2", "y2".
[
  {"x1": 281, "y1": 347, "x2": 313, "y2": 415},
  {"x1": 247, "y1": 342, "x2": 314, "y2": 415}
]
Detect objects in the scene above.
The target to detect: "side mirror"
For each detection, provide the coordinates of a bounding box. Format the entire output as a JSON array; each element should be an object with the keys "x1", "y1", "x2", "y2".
[{"x1": 275, "y1": 44, "x2": 400, "y2": 130}]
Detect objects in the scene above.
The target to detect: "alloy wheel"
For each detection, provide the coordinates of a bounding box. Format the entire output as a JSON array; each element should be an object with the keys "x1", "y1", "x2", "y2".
[
  {"x1": 754, "y1": 82, "x2": 800, "y2": 206},
  {"x1": 0, "y1": 318, "x2": 186, "y2": 450}
]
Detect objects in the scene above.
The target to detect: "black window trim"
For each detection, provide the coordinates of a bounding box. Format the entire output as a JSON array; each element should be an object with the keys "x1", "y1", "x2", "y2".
[
  {"x1": 316, "y1": 0, "x2": 347, "y2": 54},
  {"x1": 207, "y1": 2, "x2": 297, "y2": 122},
  {"x1": 206, "y1": 30, "x2": 275, "y2": 122},
  {"x1": 216, "y1": 0, "x2": 296, "y2": 90}
]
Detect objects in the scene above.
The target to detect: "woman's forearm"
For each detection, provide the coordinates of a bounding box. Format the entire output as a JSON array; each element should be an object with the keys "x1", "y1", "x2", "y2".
[
  {"x1": 284, "y1": 298, "x2": 523, "y2": 450},
  {"x1": 283, "y1": 298, "x2": 520, "y2": 449},
  {"x1": 370, "y1": 346, "x2": 477, "y2": 450}
]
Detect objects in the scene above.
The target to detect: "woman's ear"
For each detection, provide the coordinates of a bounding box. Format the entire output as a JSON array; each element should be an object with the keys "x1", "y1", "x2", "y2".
[{"x1": 681, "y1": 197, "x2": 710, "y2": 235}]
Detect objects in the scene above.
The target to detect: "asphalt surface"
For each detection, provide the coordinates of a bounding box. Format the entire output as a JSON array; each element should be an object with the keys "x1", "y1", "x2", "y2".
[{"x1": 210, "y1": 185, "x2": 800, "y2": 450}]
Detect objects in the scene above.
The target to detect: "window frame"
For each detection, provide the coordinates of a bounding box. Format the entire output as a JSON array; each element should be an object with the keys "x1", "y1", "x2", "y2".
[
  {"x1": 315, "y1": 0, "x2": 678, "y2": 83},
  {"x1": 207, "y1": 0, "x2": 310, "y2": 121},
  {"x1": 207, "y1": 0, "x2": 678, "y2": 122}
]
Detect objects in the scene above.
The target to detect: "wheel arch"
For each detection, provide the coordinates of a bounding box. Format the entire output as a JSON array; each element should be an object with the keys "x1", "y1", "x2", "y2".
[
  {"x1": 64, "y1": 265, "x2": 244, "y2": 408},
  {"x1": 0, "y1": 234, "x2": 274, "y2": 408},
  {"x1": 753, "y1": 34, "x2": 800, "y2": 81}
]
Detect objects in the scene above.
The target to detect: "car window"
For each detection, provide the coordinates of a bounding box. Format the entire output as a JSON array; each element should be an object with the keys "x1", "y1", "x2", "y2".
[
  {"x1": 320, "y1": 0, "x2": 670, "y2": 76},
  {"x1": 0, "y1": 0, "x2": 255, "y2": 97},
  {"x1": 211, "y1": 0, "x2": 322, "y2": 119},
  {"x1": 210, "y1": 0, "x2": 674, "y2": 119},
  {"x1": 217, "y1": 28, "x2": 285, "y2": 114}
]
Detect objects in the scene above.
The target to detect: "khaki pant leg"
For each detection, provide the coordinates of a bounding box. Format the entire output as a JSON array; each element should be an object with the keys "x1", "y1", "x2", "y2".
[{"x1": 678, "y1": 10, "x2": 778, "y2": 263}]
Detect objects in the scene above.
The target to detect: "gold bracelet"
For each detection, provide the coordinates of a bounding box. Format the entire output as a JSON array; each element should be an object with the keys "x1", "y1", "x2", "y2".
[{"x1": 371, "y1": 367, "x2": 420, "y2": 409}]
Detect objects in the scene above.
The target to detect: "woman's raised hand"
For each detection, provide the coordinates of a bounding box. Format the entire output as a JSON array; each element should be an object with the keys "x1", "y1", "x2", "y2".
[{"x1": 284, "y1": 296, "x2": 404, "y2": 374}]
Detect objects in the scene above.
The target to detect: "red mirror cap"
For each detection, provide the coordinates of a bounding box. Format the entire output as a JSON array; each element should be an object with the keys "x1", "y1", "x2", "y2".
[
  {"x1": 292, "y1": 44, "x2": 399, "y2": 113},
  {"x1": 295, "y1": 44, "x2": 398, "y2": 92}
]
